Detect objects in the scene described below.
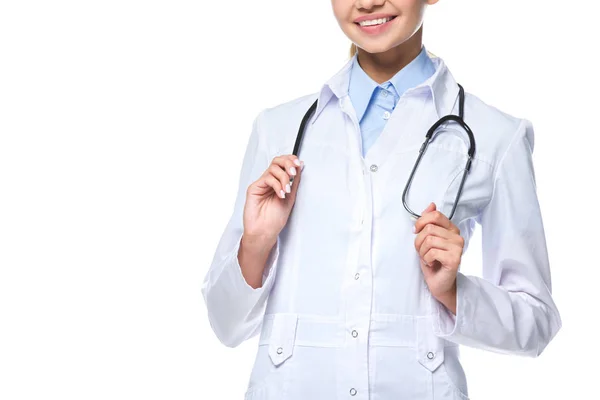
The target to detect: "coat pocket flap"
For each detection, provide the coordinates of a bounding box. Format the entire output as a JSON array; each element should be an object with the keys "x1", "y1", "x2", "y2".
[
  {"x1": 416, "y1": 317, "x2": 444, "y2": 372},
  {"x1": 268, "y1": 313, "x2": 298, "y2": 366}
]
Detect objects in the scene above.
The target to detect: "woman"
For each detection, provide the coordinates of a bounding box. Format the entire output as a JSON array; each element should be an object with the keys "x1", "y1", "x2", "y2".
[{"x1": 201, "y1": 0, "x2": 562, "y2": 399}]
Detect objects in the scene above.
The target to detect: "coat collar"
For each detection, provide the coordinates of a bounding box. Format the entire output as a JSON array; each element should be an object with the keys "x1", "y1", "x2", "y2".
[
  {"x1": 348, "y1": 45, "x2": 435, "y2": 123},
  {"x1": 310, "y1": 49, "x2": 461, "y2": 125}
]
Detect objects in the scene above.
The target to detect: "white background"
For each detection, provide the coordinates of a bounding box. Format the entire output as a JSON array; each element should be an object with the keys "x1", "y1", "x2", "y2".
[{"x1": 0, "y1": 0, "x2": 598, "y2": 399}]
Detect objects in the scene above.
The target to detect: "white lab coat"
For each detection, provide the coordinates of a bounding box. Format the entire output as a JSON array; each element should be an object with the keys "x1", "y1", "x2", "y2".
[{"x1": 201, "y1": 51, "x2": 562, "y2": 400}]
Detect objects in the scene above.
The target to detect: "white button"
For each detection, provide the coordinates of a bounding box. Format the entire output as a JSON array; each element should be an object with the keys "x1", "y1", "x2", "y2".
[
  {"x1": 370, "y1": 164, "x2": 378, "y2": 172},
  {"x1": 427, "y1": 351, "x2": 435, "y2": 360},
  {"x1": 277, "y1": 347, "x2": 283, "y2": 354},
  {"x1": 350, "y1": 388, "x2": 357, "y2": 396},
  {"x1": 383, "y1": 111, "x2": 391, "y2": 120},
  {"x1": 354, "y1": 272, "x2": 360, "y2": 280},
  {"x1": 352, "y1": 330, "x2": 358, "y2": 338},
  {"x1": 381, "y1": 90, "x2": 388, "y2": 97}
]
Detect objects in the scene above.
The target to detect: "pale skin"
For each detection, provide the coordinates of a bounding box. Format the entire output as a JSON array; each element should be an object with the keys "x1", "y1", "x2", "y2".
[
  {"x1": 413, "y1": 202, "x2": 462, "y2": 315},
  {"x1": 238, "y1": 155, "x2": 304, "y2": 289},
  {"x1": 239, "y1": 0, "x2": 462, "y2": 315}
]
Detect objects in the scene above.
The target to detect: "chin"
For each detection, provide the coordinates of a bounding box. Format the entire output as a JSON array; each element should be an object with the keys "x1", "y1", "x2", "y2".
[
  {"x1": 348, "y1": 31, "x2": 413, "y2": 55},
  {"x1": 354, "y1": 41, "x2": 397, "y2": 54}
]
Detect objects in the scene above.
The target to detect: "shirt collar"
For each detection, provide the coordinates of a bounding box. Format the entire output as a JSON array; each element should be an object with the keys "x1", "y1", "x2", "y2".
[
  {"x1": 348, "y1": 45, "x2": 435, "y2": 122},
  {"x1": 310, "y1": 48, "x2": 460, "y2": 125}
]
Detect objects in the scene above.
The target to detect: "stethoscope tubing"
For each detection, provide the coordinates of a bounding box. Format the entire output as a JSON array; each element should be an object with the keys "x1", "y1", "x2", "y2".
[{"x1": 290, "y1": 83, "x2": 475, "y2": 222}]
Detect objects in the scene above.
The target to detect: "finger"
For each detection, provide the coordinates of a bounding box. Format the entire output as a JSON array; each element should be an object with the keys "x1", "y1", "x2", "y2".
[
  {"x1": 423, "y1": 247, "x2": 460, "y2": 271},
  {"x1": 259, "y1": 173, "x2": 287, "y2": 199},
  {"x1": 414, "y1": 223, "x2": 454, "y2": 252},
  {"x1": 424, "y1": 202, "x2": 436, "y2": 214},
  {"x1": 420, "y1": 257, "x2": 441, "y2": 273},
  {"x1": 411, "y1": 202, "x2": 436, "y2": 224},
  {"x1": 414, "y1": 223, "x2": 463, "y2": 251},
  {"x1": 289, "y1": 159, "x2": 305, "y2": 188},
  {"x1": 267, "y1": 161, "x2": 294, "y2": 196},
  {"x1": 422, "y1": 248, "x2": 444, "y2": 269},
  {"x1": 289, "y1": 160, "x2": 304, "y2": 197},
  {"x1": 418, "y1": 235, "x2": 453, "y2": 260},
  {"x1": 252, "y1": 172, "x2": 286, "y2": 198},
  {"x1": 271, "y1": 155, "x2": 303, "y2": 193},
  {"x1": 272, "y1": 154, "x2": 302, "y2": 177},
  {"x1": 414, "y1": 210, "x2": 459, "y2": 235}
]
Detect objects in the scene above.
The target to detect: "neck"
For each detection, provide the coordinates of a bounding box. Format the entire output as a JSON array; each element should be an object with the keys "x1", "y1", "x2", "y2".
[{"x1": 356, "y1": 25, "x2": 424, "y2": 84}]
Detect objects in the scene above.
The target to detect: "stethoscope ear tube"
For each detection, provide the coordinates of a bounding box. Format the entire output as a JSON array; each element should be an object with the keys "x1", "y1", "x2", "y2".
[
  {"x1": 289, "y1": 98, "x2": 318, "y2": 187},
  {"x1": 293, "y1": 99, "x2": 318, "y2": 158}
]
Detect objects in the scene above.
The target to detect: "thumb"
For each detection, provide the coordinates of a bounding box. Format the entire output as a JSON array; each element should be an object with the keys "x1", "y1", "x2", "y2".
[
  {"x1": 289, "y1": 161, "x2": 304, "y2": 197},
  {"x1": 422, "y1": 202, "x2": 436, "y2": 214}
]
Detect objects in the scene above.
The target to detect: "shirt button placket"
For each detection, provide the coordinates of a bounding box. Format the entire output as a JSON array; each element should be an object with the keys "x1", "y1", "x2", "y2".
[{"x1": 344, "y1": 158, "x2": 374, "y2": 398}]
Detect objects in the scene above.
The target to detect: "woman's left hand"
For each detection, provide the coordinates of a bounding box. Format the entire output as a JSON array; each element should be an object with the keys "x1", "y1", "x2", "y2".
[{"x1": 413, "y1": 202, "x2": 464, "y2": 314}]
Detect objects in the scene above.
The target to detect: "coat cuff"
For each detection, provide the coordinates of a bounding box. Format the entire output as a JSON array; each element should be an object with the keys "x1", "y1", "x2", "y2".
[
  {"x1": 227, "y1": 232, "x2": 280, "y2": 296},
  {"x1": 432, "y1": 272, "x2": 475, "y2": 338}
]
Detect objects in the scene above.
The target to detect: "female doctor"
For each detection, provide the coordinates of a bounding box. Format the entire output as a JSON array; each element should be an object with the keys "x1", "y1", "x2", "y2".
[{"x1": 201, "y1": 0, "x2": 562, "y2": 399}]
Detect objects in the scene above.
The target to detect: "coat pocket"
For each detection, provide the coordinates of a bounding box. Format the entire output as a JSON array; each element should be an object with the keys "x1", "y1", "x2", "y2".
[
  {"x1": 268, "y1": 313, "x2": 298, "y2": 366},
  {"x1": 416, "y1": 317, "x2": 444, "y2": 372},
  {"x1": 245, "y1": 313, "x2": 298, "y2": 399},
  {"x1": 415, "y1": 318, "x2": 470, "y2": 400},
  {"x1": 438, "y1": 346, "x2": 470, "y2": 400}
]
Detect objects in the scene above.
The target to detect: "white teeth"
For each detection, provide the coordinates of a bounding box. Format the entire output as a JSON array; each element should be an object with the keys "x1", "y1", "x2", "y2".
[{"x1": 358, "y1": 17, "x2": 393, "y2": 27}]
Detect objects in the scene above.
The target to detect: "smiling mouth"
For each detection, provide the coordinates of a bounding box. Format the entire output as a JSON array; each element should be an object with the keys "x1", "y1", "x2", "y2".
[{"x1": 355, "y1": 15, "x2": 397, "y2": 27}]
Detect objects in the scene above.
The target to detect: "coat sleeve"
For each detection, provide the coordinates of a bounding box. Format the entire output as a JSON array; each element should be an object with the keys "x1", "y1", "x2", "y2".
[
  {"x1": 201, "y1": 109, "x2": 281, "y2": 348},
  {"x1": 432, "y1": 118, "x2": 562, "y2": 357}
]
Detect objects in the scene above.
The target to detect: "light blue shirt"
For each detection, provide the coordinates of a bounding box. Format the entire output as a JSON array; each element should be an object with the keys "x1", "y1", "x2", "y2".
[{"x1": 348, "y1": 45, "x2": 436, "y2": 157}]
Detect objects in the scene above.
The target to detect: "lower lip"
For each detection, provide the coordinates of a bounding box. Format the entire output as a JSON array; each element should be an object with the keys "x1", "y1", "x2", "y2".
[{"x1": 355, "y1": 16, "x2": 397, "y2": 35}]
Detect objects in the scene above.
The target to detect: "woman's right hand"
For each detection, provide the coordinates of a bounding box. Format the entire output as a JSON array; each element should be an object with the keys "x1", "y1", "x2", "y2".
[{"x1": 242, "y1": 154, "x2": 305, "y2": 244}]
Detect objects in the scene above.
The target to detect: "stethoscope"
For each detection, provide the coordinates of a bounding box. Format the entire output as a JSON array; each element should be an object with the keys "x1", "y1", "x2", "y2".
[{"x1": 290, "y1": 83, "x2": 475, "y2": 222}]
